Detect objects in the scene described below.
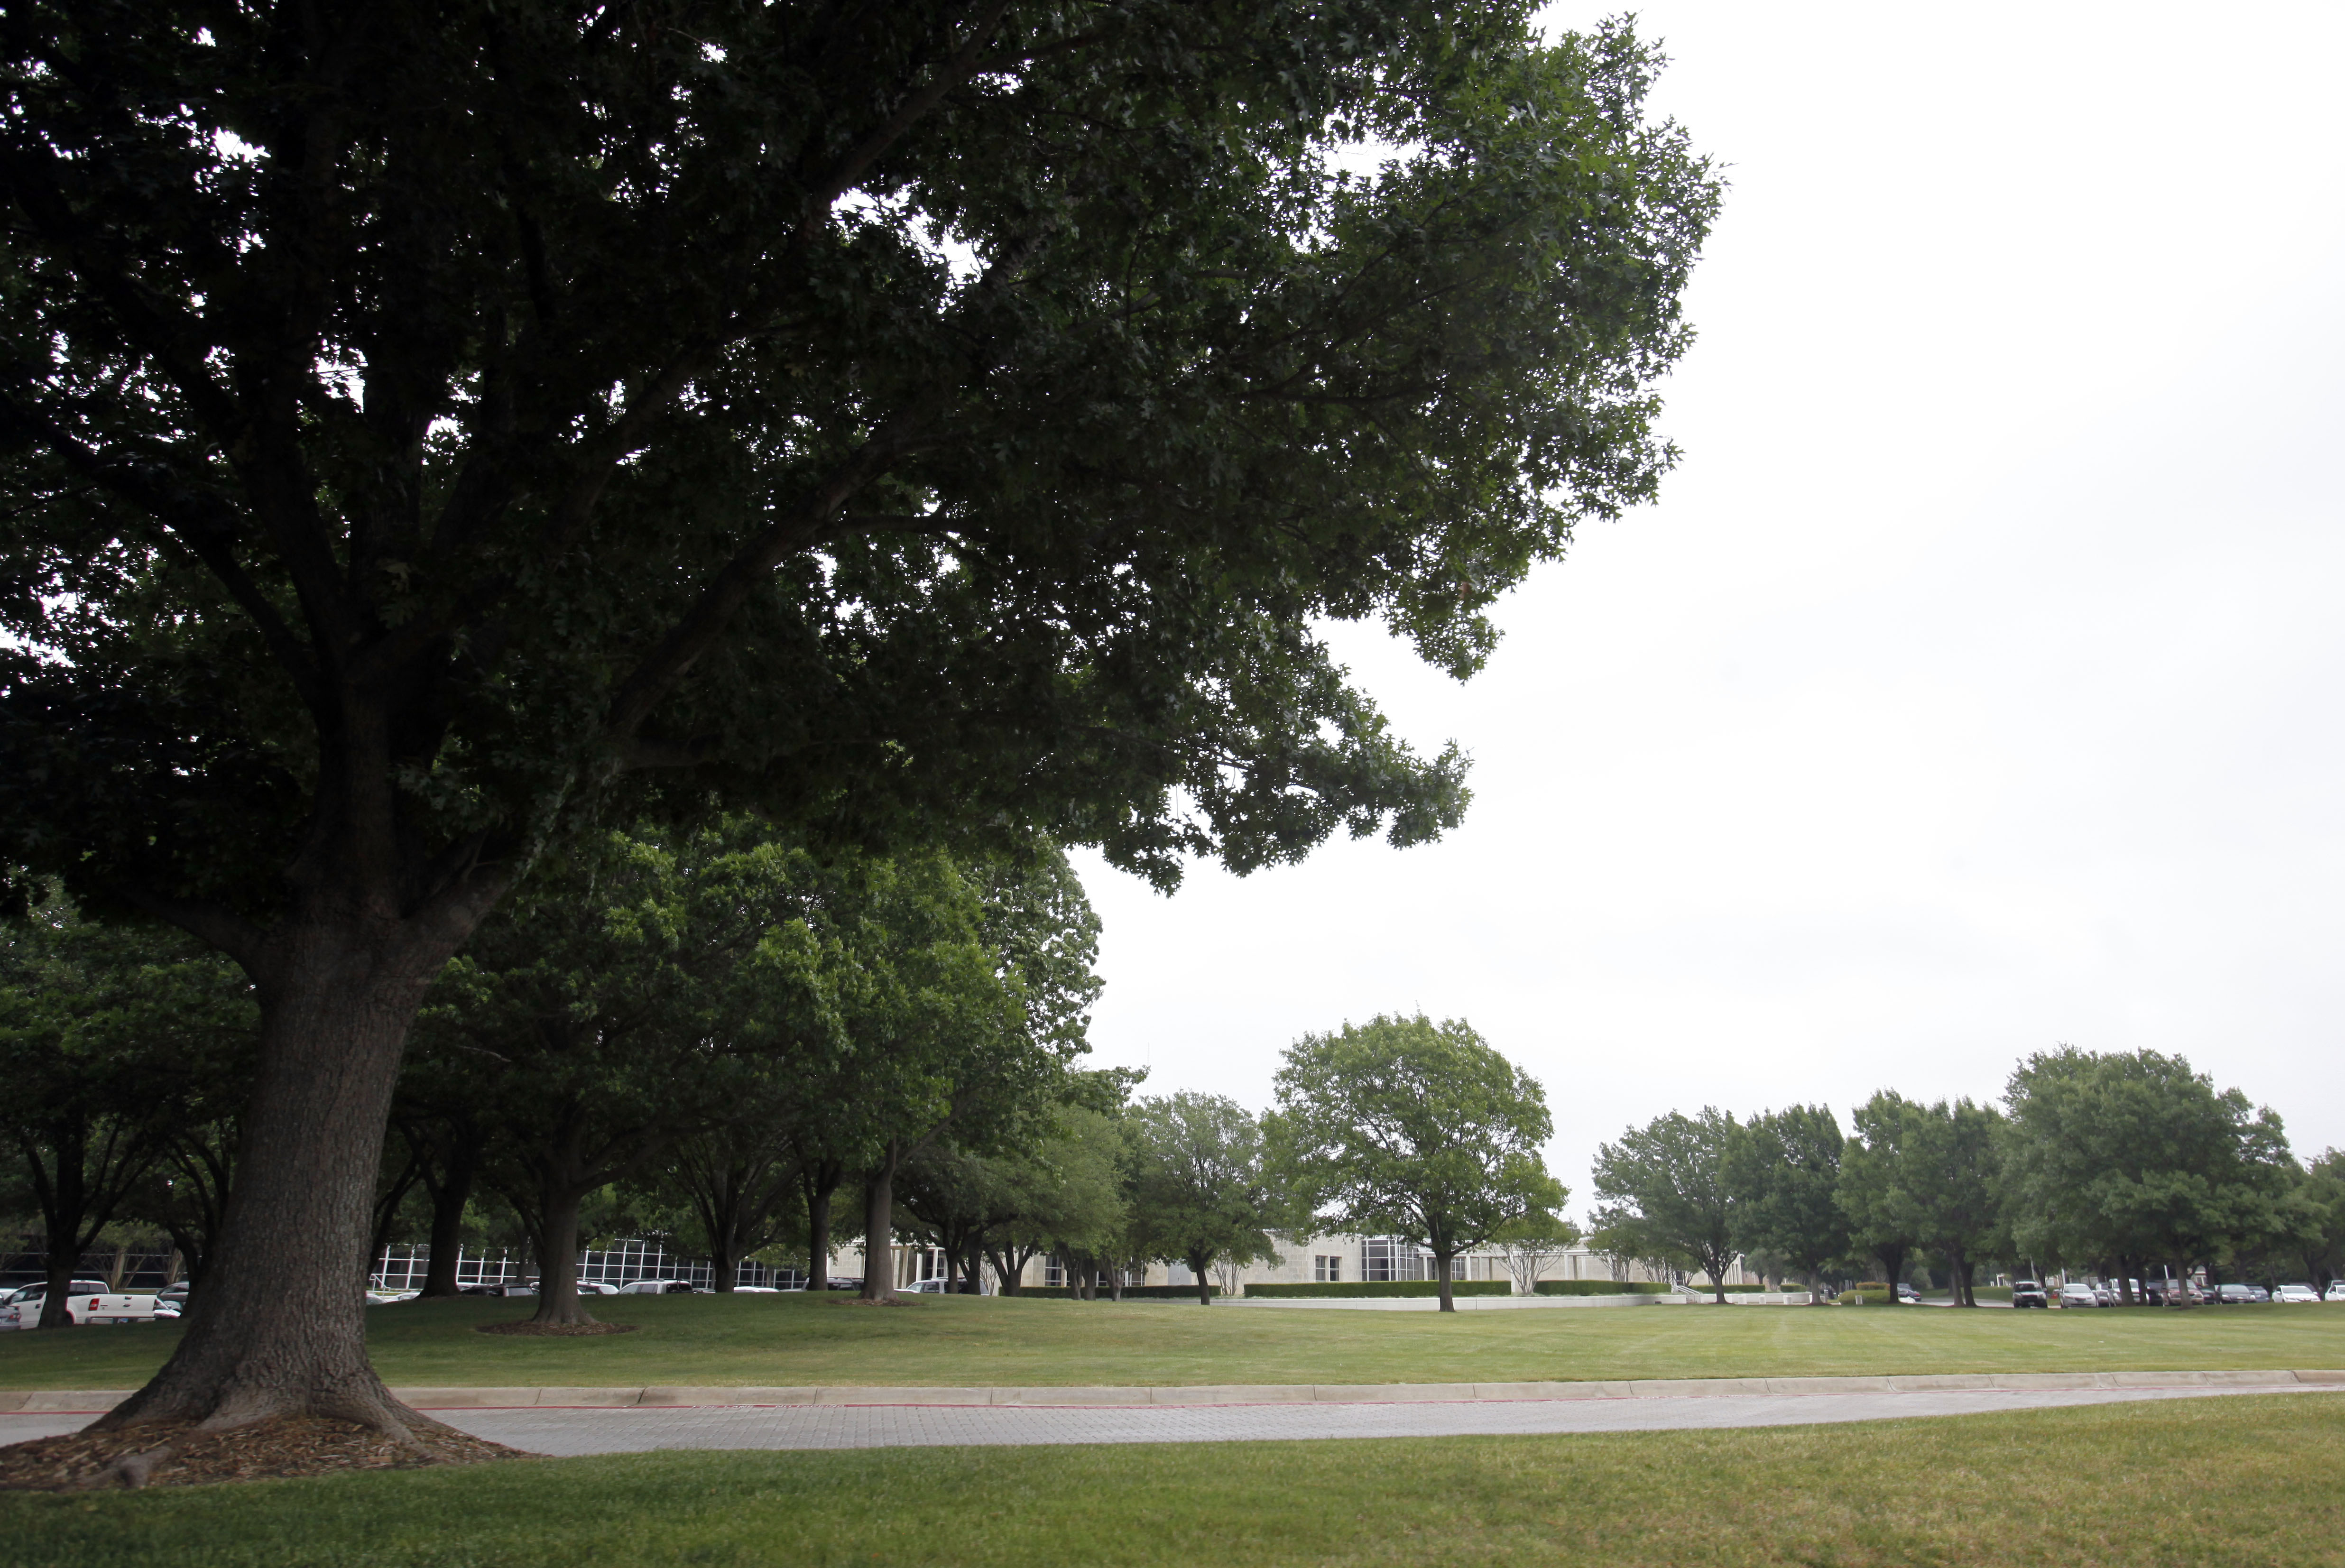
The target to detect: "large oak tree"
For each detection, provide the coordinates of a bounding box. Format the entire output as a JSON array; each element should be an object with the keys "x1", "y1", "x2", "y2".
[{"x1": 0, "y1": 0, "x2": 1715, "y2": 1436}]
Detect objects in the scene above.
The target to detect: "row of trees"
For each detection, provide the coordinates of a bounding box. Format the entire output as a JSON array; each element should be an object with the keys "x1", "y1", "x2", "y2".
[
  {"x1": 9, "y1": 896, "x2": 1574, "y2": 1323},
  {"x1": 3, "y1": 821, "x2": 1112, "y2": 1330},
  {"x1": 1590, "y1": 1051, "x2": 2343, "y2": 1304}
]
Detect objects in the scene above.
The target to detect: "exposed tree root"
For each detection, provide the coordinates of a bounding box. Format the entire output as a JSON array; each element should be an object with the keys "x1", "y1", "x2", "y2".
[
  {"x1": 475, "y1": 1319, "x2": 640, "y2": 1336},
  {"x1": 0, "y1": 1415, "x2": 529, "y2": 1491}
]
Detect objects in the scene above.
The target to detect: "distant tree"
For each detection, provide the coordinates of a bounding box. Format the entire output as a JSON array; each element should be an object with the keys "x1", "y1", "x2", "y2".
[
  {"x1": 1833, "y1": 1095, "x2": 2003, "y2": 1307},
  {"x1": 1591, "y1": 1107, "x2": 1739, "y2": 1302},
  {"x1": 2291, "y1": 1152, "x2": 2345, "y2": 1294},
  {"x1": 1838, "y1": 1092, "x2": 1924, "y2": 1301},
  {"x1": 1903, "y1": 1099, "x2": 2006, "y2": 1307},
  {"x1": 1493, "y1": 1208, "x2": 1582, "y2": 1296},
  {"x1": 1026, "y1": 1105, "x2": 1134, "y2": 1298},
  {"x1": 1125, "y1": 1094, "x2": 1284, "y2": 1306},
  {"x1": 1271, "y1": 1014, "x2": 1559, "y2": 1312},
  {"x1": 417, "y1": 823, "x2": 834, "y2": 1325},
  {"x1": 662, "y1": 1129, "x2": 804, "y2": 1295},
  {"x1": 895, "y1": 1144, "x2": 1002, "y2": 1294},
  {"x1": 1999, "y1": 1048, "x2": 2295, "y2": 1304},
  {"x1": 0, "y1": 902, "x2": 255, "y2": 1327},
  {"x1": 1723, "y1": 1105, "x2": 1846, "y2": 1303},
  {"x1": 839, "y1": 846, "x2": 1099, "y2": 1302}
]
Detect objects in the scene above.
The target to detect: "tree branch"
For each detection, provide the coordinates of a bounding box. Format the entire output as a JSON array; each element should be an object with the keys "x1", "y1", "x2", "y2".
[
  {"x1": 0, "y1": 390, "x2": 331, "y2": 718},
  {"x1": 600, "y1": 431, "x2": 918, "y2": 747}
]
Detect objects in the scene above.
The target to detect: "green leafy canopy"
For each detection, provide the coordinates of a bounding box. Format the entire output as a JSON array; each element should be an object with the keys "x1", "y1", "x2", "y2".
[{"x1": 0, "y1": 0, "x2": 1720, "y2": 944}]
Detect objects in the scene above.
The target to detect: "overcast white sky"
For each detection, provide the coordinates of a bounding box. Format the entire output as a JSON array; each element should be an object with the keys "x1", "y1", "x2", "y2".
[{"x1": 1068, "y1": 2, "x2": 2345, "y2": 1215}]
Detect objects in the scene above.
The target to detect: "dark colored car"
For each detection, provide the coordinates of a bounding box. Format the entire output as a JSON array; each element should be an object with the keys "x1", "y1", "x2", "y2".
[{"x1": 2010, "y1": 1281, "x2": 2049, "y2": 1308}]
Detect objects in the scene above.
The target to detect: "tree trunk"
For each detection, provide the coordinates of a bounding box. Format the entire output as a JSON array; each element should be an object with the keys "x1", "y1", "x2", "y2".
[
  {"x1": 1191, "y1": 1251, "x2": 1213, "y2": 1306},
  {"x1": 801, "y1": 1161, "x2": 841, "y2": 1291},
  {"x1": 418, "y1": 1144, "x2": 477, "y2": 1298},
  {"x1": 860, "y1": 1164, "x2": 896, "y2": 1302},
  {"x1": 1947, "y1": 1249, "x2": 1975, "y2": 1306},
  {"x1": 2168, "y1": 1260, "x2": 2195, "y2": 1309},
  {"x1": 1875, "y1": 1243, "x2": 1909, "y2": 1303},
  {"x1": 529, "y1": 1180, "x2": 597, "y2": 1327},
  {"x1": 986, "y1": 1245, "x2": 1026, "y2": 1295},
  {"x1": 1435, "y1": 1246, "x2": 1456, "y2": 1312},
  {"x1": 30, "y1": 1122, "x2": 93, "y2": 1330},
  {"x1": 366, "y1": 1147, "x2": 423, "y2": 1288},
  {"x1": 38, "y1": 1237, "x2": 84, "y2": 1332},
  {"x1": 96, "y1": 928, "x2": 451, "y2": 1436}
]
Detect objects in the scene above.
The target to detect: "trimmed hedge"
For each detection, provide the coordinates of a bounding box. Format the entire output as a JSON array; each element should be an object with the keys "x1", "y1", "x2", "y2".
[
  {"x1": 1532, "y1": 1280, "x2": 1670, "y2": 1295},
  {"x1": 1245, "y1": 1280, "x2": 1514, "y2": 1299},
  {"x1": 1003, "y1": 1285, "x2": 1218, "y2": 1301}
]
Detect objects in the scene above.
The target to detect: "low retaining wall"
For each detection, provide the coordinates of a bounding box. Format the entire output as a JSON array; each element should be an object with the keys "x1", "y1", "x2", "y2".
[{"x1": 7, "y1": 1368, "x2": 2337, "y2": 1414}]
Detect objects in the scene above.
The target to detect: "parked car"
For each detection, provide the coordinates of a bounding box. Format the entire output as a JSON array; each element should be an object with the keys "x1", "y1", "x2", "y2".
[
  {"x1": 823, "y1": 1277, "x2": 863, "y2": 1291},
  {"x1": 0, "y1": 1281, "x2": 113, "y2": 1331},
  {"x1": 576, "y1": 1281, "x2": 619, "y2": 1296},
  {"x1": 458, "y1": 1282, "x2": 536, "y2": 1297},
  {"x1": 2, "y1": 1280, "x2": 110, "y2": 1303},
  {"x1": 2215, "y1": 1282, "x2": 2260, "y2": 1304},
  {"x1": 2327, "y1": 1282, "x2": 2345, "y2": 1303},
  {"x1": 902, "y1": 1278, "x2": 951, "y2": 1294},
  {"x1": 2057, "y1": 1282, "x2": 2101, "y2": 1308},
  {"x1": 2010, "y1": 1281, "x2": 2050, "y2": 1308},
  {"x1": 618, "y1": 1279, "x2": 705, "y2": 1295},
  {"x1": 1894, "y1": 1284, "x2": 1920, "y2": 1302},
  {"x1": 2, "y1": 1283, "x2": 161, "y2": 1329},
  {"x1": 2273, "y1": 1283, "x2": 2320, "y2": 1304},
  {"x1": 2091, "y1": 1283, "x2": 2115, "y2": 1307},
  {"x1": 729, "y1": 1285, "x2": 782, "y2": 1293}
]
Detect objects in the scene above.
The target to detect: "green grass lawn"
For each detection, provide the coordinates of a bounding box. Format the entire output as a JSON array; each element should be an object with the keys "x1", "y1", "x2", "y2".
[
  {"x1": 4, "y1": 1392, "x2": 2341, "y2": 1566},
  {"x1": 4, "y1": 1296, "x2": 2343, "y2": 1390}
]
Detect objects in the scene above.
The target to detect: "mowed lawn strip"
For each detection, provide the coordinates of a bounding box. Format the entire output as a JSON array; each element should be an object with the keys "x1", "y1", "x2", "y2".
[
  {"x1": 4, "y1": 1295, "x2": 2344, "y2": 1391},
  {"x1": 7, "y1": 1393, "x2": 2344, "y2": 1567}
]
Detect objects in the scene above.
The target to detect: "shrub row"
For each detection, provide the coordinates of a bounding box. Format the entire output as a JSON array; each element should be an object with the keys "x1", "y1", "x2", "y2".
[
  {"x1": 1245, "y1": 1279, "x2": 1515, "y2": 1299},
  {"x1": 1003, "y1": 1285, "x2": 1218, "y2": 1301},
  {"x1": 1531, "y1": 1280, "x2": 1670, "y2": 1296}
]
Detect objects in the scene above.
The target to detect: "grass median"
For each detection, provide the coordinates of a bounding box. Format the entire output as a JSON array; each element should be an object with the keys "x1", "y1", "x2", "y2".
[
  {"x1": 3, "y1": 1295, "x2": 2342, "y2": 1391},
  {"x1": 5, "y1": 1391, "x2": 2342, "y2": 1565}
]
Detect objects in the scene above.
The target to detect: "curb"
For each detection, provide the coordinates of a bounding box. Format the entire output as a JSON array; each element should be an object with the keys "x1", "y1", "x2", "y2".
[{"x1": 4, "y1": 1369, "x2": 2337, "y2": 1415}]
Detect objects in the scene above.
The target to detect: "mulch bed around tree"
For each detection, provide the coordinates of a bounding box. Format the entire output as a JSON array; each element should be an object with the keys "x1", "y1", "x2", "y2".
[
  {"x1": 0, "y1": 1416, "x2": 529, "y2": 1491},
  {"x1": 473, "y1": 1320, "x2": 641, "y2": 1336}
]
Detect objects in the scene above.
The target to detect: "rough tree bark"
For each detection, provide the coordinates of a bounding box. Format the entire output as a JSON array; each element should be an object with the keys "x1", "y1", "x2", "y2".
[
  {"x1": 1187, "y1": 1250, "x2": 1212, "y2": 1307},
  {"x1": 529, "y1": 1181, "x2": 594, "y2": 1328},
  {"x1": 96, "y1": 922, "x2": 464, "y2": 1436}
]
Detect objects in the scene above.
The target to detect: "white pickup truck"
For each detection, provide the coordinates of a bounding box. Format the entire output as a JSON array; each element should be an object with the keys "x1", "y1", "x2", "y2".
[{"x1": 0, "y1": 1282, "x2": 163, "y2": 1329}]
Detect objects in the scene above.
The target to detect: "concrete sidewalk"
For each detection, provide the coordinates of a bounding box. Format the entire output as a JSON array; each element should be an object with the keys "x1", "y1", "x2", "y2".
[
  {"x1": 4, "y1": 1366, "x2": 2336, "y2": 1414},
  {"x1": 4, "y1": 1370, "x2": 2337, "y2": 1454},
  {"x1": 2, "y1": 1379, "x2": 2332, "y2": 1454}
]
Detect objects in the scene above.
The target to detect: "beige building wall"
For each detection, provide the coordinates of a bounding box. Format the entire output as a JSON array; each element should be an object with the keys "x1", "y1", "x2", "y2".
[{"x1": 827, "y1": 1235, "x2": 1756, "y2": 1294}]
